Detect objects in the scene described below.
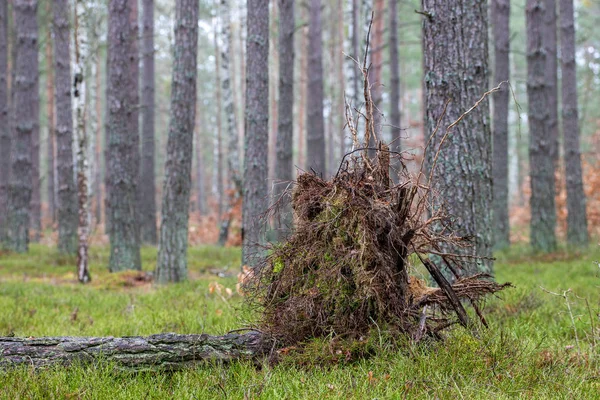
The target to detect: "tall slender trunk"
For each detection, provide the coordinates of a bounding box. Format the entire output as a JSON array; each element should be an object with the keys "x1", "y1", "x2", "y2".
[
  {"x1": 213, "y1": 18, "x2": 224, "y2": 221},
  {"x1": 155, "y1": 0, "x2": 198, "y2": 283},
  {"x1": 29, "y1": 0, "x2": 40, "y2": 242},
  {"x1": 559, "y1": 0, "x2": 588, "y2": 246},
  {"x1": 242, "y1": 0, "x2": 269, "y2": 266},
  {"x1": 0, "y1": 0, "x2": 9, "y2": 240},
  {"x1": 336, "y1": 0, "x2": 345, "y2": 161},
  {"x1": 53, "y1": 0, "x2": 78, "y2": 254},
  {"x1": 88, "y1": 13, "x2": 100, "y2": 228},
  {"x1": 94, "y1": 57, "x2": 102, "y2": 225},
  {"x1": 368, "y1": 0, "x2": 384, "y2": 141},
  {"x1": 107, "y1": 0, "x2": 141, "y2": 271},
  {"x1": 296, "y1": 6, "x2": 307, "y2": 171},
  {"x1": 351, "y1": 0, "x2": 360, "y2": 111},
  {"x1": 306, "y1": 0, "x2": 325, "y2": 176},
  {"x1": 218, "y1": 0, "x2": 242, "y2": 245},
  {"x1": 45, "y1": 1, "x2": 56, "y2": 225},
  {"x1": 195, "y1": 107, "x2": 207, "y2": 215},
  {"x1": 491, "y1": 0, "x2": 510, "y2": 250},
  {"x1": 140, "y1": 0, "x2": 157, "y2": 244},
  {"x1": 5, "y1": 0, "x2": 38, "y2": 252},
  {"x1": 274, "y1": 0, "x2": 294, "y2": 240},
  {"x1": 74, "y1": 0, "x2": 91, "y2": 283},
  {"x1": 389, "y1": 0, "x2": 401, "y2": 180},
  {"x1": 543, "y1": 0, "x2": 559, "y2": 168},
  {"x1": 526, "y1": 0, "x2": 556, "y2": 252},
  {"x1": 422, "y1": 0, "x2": 494, "y2": 276}
]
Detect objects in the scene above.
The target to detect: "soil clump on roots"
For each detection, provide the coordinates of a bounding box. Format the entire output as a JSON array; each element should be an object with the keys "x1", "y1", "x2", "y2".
[{"x1": 247, "y1": 146, "x2": 509, "y2": 347}]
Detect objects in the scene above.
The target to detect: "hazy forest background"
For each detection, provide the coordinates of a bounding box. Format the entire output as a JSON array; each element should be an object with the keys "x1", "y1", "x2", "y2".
[
  {"x1": 0, "y1": 0, "x2": 600, "y2": 397},
  {"x1": 0, "y1": 0, "x2": 598, "y2": 262}
]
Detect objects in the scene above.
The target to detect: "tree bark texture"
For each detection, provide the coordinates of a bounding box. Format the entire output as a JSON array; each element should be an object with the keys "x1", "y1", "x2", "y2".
[
  {"x1": 53, "y1": 0, "x2": 78, "y2": 255},
  {"x1": 74, "y1": 0, "x2": 91, "y2": 284},
  {"x1": 218, "y1": 0, "x2": 241, "y2": 246},
  {"x1": 221, "y1": 0, "x2": 241, "y2": 194},
  {"x1": 214, "y1": 24, "x2": 225, "y2": 221},
  {"x1": 559, "y1": 0, "x2": 588, "y2": 246},
  {"x1": 0, "y1": 332, "x2": 267, "y2": 370},
  {"x1": 140, "y1": 0, "x2": 157, "y2": 245},
  {"x1": 274, "y1": 0, "x2": 294, "y2": 241},
  {"x1": 29, "y1": 0, "x2": 40, "y2": 242},
  {"x1": 45, "y1": 5, "x2": 56, "y2": 226},
  {"x1": 389, "y1": 0, "x2": 401, "y2": 180},
  {"x1": 0, "y1": 0, "x2": 8, "y2": 241},
  {"x1": 107, "y1": 0, "x2": 141, "y2": 272},
  {"x1": 491, "y1": 0, "x2": 510, "y2": 250},
  {"x1": 351, "y1": 0, "x2": 360, "y2": 112},
  {"x1": 155, "y1": 0, "x2": 198, "y2": 283},
  {"x1": 305, "y1": 0, "x2": 325, "y2": 176},
  {"x1": 5, "y1": 0, "x2": 38, "y2": 253},
  {"x1": 543, "y1": 0, "x2": 559, "y2": 167},
  {"x1": 368, "y1": 0, "x2": 384, "y2": 143},
  {"x1": 242, "y1": 0, "x2": 269, "y2": 267},
  {"x1": 526, "y1": 0, "x2": 556, "y2": 252},
  {"x1": 421, "y1": 0, "x2": 494, "y2": 276}
]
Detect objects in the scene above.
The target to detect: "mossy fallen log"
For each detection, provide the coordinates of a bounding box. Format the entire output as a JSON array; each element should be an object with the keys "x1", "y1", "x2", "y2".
[{"x1": 0, "y1": 332, "x2": 268, "y2": 370}]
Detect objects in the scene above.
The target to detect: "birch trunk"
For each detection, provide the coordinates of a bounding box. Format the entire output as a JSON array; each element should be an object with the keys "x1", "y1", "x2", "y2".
[{"x1": 73, "y1": 0, "x2": 91, "y2": 283}]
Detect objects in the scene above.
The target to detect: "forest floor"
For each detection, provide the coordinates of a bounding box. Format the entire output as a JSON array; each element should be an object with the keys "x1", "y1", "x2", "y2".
[{"x1": 0, "y1": 243, "x2": 599, "y2": 399}]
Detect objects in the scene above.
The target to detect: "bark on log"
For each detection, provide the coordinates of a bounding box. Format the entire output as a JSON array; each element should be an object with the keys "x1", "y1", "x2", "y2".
[{"x1": 0, "y1": 332, "x2": 268, "y2": 370}]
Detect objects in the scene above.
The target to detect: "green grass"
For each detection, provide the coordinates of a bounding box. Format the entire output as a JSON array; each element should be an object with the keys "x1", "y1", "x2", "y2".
[{"x1": 1, "y1": 244, "x2": 600, "y2": 399}]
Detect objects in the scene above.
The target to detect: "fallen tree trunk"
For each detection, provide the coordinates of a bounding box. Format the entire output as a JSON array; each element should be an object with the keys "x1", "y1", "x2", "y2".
[{"x1": 0, "y1": 331, "x2": 268, "y2": 370}]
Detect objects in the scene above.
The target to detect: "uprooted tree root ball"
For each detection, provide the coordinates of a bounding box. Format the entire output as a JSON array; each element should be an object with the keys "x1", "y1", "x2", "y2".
[{"x1": 245, "y1": 146, "x2": 510, "y2": 347}]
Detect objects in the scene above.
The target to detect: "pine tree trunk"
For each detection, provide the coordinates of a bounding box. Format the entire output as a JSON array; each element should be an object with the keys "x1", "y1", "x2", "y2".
[
  {"x1": 351, "y1": 0, "x2": 360, "y2": 112},
  {"x1": 559, "y1": 0, "x2": 588, "y2": 247},
  {"x1": 155, "y1": 0, "x2": 198, "y2": 283},
  {"x1": 273, "y1": 0, "x2": 294, "y2": 241},
  {"x1": 214, "y1": 22, "x2": 225, "y2": 222},
  {"x1": 29, "y1": 0, "x2": 40, "y2": 242},
  {"x1": 242, "y1": 0, "x2": 269, "y2": 267},
  {"x1": 389, "y1": 0, "x2": 401, "y2": 171},
  {"x1": 218, "y1": 0, "x2": 242, "y2": 245},
  {"x1": 368, "y1": 0, "x2": 384, "y2": 141},
  {"x1": 296, "y1": 6, "x2": 307, "y2": 171},
  {"x1": 421, "y1": 0, "x2": 494, "y2": 276},
  {"x1": 305, "y1": 0, "x2": 325, "y2": 176},
  {"x1": 195, "y1": 109, "x2": 208, "y2": 216},
  {"x1": 5, "y1": 0, "x2": 38, "y2": 253},
  {"x1": 53, "y1": 0, "x2": 78, "y2": 255},
  {"x1": 107, "y1": 0, "x2": 141, "y2": 272},
  {"x1": 526, "y1": 0, "x2": 557, "y2": 252},
  {"x1": 0, "y1": 0, "x2": 9, "y2": 241},
  {"x1": 543, "y1": 0, "x2": 559, "y2": 168},
  {"x1": 140, "y1": 0, "x2": 157, "y2": 245},
  {"x1": 0, "y1": 332, "x2": 268, "y2": 369},
  {"x1": 491, "y1": 0, "x2": 510, "y2": 250},
  {"x1": 45, "y1": 3, "x2": 56, "y2": 226}
]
